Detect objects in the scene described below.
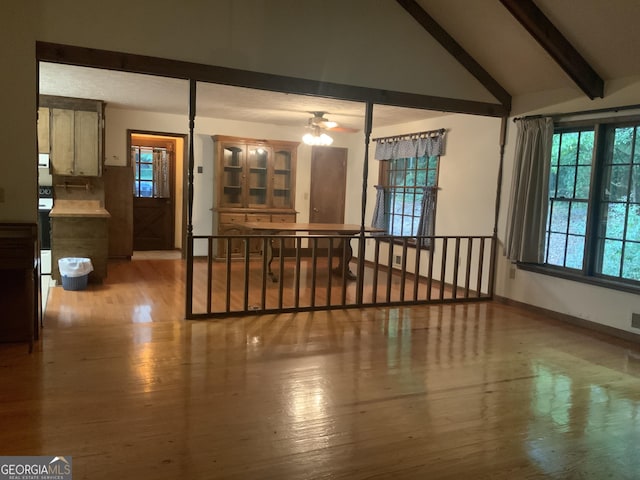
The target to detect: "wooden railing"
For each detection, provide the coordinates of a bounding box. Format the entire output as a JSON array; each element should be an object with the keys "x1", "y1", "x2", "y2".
[{"x1": 186, "y1": 233, "x2": 496, "y2": 319}]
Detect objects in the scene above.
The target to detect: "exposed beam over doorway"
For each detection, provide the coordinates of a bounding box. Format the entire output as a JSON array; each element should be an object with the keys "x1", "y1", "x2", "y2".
[{"x1": 499, "y1": 0, "x2": 604, "y2": 99}]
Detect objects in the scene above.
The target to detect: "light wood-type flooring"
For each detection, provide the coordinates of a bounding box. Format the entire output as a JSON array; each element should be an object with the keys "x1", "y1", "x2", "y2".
[{"x1": 1, "y1": 255, "x2": 640, "y2": 479}]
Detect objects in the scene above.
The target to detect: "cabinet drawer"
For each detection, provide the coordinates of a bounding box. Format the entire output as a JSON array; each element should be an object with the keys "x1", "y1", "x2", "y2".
[
  {"x1": 245, "y1": 214, "x2": 271, "y2": 223},
  {"x1": 219, "y1": 213, "x2": 246, "y2": 224},
  {"x1": 271, "y1": 214, "x2": 296, "y2": 223}
]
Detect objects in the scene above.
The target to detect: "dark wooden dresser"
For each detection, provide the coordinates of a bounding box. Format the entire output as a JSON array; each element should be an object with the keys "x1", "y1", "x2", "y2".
[{"x1": 0, "y1": 223, "x2": 39, "y2": 350}]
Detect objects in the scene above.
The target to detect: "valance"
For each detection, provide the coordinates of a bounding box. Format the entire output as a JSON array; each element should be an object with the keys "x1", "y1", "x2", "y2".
[{"x1": 374, "y1": 131, "x2": 445, "y2": 160}]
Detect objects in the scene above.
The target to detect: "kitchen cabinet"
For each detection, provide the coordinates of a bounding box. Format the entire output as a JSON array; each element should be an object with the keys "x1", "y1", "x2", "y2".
[
  {"x1": 41, "y1": 95, "x2": 104, "y2": 177},
  {"x1": 50, "y1": 200, "x2": 110, "y2": 282},
  {"x1": 37, "y1": 107, "x2": 49, "y2": 154},
  {"x1": 212, "y1": 135, "x2": 298, "y2": 258}
]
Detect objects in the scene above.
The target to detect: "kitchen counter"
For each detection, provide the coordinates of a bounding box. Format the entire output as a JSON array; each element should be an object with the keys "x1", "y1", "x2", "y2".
[
  {"x1": 50, "y1": 199, "x2": 111, "y2": 218},
  {"x1": 50, "y1": 200, "x2": 110, "y2": 283}
]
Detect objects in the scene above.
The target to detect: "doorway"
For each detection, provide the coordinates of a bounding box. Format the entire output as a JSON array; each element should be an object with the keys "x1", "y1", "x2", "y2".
[{"x1": 129, "y1": 132, "x2": 186, "y2": 252}]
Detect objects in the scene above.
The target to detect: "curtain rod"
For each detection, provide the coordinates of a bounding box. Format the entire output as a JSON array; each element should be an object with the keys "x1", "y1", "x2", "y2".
[
  {"x1": 373, "y1": 185, "x2": 441, "y2": 190},
  {"x1": 512, "y1": 103, "x2": 640, "y2": 123},
  {"x1": 372, "y1": 128, "x2": 445, "y2": 142}
]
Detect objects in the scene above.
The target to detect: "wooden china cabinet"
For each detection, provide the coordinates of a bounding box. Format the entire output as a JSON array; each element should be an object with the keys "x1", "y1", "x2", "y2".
[{"x1": 212, "y1": 135, "x2": 298, "y2": 257}]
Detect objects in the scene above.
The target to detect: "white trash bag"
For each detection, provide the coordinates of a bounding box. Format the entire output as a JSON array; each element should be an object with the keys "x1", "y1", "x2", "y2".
[{"x1": 58, "y1": 257, "x2": 94, "y2": 278}]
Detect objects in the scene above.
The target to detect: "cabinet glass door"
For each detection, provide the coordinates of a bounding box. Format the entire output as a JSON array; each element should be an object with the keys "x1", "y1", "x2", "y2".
[
  {"x1": 247, "y1": 145, "x2": 269, "y2": 208},
  {"x1": 272, "y1": 149, "x2": 292, "y2": 208},
  {"x1": 221, "y1": 145, "x2": 245, "y2": 207}
]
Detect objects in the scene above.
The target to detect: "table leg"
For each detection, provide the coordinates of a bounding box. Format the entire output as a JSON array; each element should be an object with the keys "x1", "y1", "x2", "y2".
[
  {"x1": 333, "y1": 237, "x2": 357, "y2": 280},
  {"x1": 264, "y1": 234, "x2": 279, "y2": 282}
]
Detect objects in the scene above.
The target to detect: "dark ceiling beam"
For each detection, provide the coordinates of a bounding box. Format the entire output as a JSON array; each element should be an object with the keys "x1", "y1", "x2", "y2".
[
  {"x1": 499, "y1": 0, "x2": 604, "y2": 99},
  {"x1": 36, "y1": 42, "x2": 509, "y2": 118},
  {"x1": 396, "y1": 0, "x2": 512, "y2": 110}
]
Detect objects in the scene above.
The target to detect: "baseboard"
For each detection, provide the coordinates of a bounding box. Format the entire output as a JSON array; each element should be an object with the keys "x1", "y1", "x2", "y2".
[{"x1": 494, "y1": 295, "x2": 640, "y2": 344}]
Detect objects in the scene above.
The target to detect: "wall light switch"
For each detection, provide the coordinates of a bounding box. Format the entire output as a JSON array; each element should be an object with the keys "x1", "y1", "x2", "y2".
[{"x1": 197, "y1": 166, "x2": 203, "y2": 174}]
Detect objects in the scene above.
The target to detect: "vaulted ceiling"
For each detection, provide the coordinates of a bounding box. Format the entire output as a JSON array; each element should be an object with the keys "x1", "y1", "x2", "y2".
[{"x1": 38, "y1": 0, "x2": 640, "y2": 130}]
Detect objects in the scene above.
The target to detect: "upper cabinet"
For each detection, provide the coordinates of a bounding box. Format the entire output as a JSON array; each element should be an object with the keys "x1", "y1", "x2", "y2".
[
  {"x1": 40, "y1": 95, "x2": 104, "y2": 177},
  {"x1": 213, "y1": 135, "x2": 298, "y2": 211},
  {"x1": 37, "y1": 107, "x2": 50, "y2": 154}
]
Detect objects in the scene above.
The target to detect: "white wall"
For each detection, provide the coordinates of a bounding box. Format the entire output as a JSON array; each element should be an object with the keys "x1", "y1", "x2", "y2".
[
  {"x1": 360, "y1": 113, "x2": 501, "y2": 289},
  {"x1": 0, "y1": 2, "x2": 37, "y2": 222},
  {"x1": 496, "y1": 74, "x2": 640, "y2": 335}
]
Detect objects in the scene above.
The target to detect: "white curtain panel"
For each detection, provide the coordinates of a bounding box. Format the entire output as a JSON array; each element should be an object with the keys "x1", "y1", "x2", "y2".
[{"x1": 153, "y1": 148, "x2": 171, "y2": 198}]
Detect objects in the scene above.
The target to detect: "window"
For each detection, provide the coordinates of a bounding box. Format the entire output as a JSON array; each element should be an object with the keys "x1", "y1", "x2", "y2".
[
  {"x1": 132, "y1": 145, "x2": 171, "y2": 198},
  {"x1": 380, "y1": 155, "x2": 439, "y2": 237},
  {"x1": 544, "y1": 119, "x2": 640, "y2": 285}
]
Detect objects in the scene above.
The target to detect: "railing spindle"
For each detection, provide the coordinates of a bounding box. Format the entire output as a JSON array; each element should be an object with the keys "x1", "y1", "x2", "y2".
[
  {"x1": 465, "y1": 237, "x2": 473, "y2": 299},
  {"x1": 439, "y1": 237, "x2": 448, "y2": 301},
  {"x1": 477, "y1": 237, "x2": 485, "y2": 298}
]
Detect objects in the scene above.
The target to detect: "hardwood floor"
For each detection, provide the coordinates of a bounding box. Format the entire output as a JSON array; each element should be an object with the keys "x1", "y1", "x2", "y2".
[{"x1": 2, "y1": 257, "x2": 640, "y2": 479}]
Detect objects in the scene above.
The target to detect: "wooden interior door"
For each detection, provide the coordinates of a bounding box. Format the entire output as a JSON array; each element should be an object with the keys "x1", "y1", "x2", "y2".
[
  {"x1": 309, "y1": 146, "x2": 348, "y2": 252},
  {"x1": 309, "y1": 146, "x2": 348, "y2": 223},
  {"x1": 132, "y1": 136, "x2": 175, "y2": 251}
]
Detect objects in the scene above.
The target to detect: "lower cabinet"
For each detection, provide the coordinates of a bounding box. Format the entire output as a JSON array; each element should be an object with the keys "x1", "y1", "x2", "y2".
[
  {"x1": 51, "y1": 217, "x2": 109, "y2": 282},
  {"x1": 216, "y1": 211, "x2": 296, "y2": 258}
]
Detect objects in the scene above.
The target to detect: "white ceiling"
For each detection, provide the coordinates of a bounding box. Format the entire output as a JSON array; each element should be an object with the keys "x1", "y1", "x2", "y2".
[
  {"x1": 39, "y1": 62, "x2": 443, "y2": 133},
  {"x1": 38, "y1": 0, "x2": 640, "y2": 127}
]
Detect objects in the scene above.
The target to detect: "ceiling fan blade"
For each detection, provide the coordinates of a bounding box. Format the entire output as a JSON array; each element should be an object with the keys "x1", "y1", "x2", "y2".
[{"x1": 328, "y1": 125, "x2": 359, "y2": 133}]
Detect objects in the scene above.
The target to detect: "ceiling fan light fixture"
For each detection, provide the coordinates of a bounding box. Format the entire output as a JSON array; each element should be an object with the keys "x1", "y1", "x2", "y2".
[{"x1": 302, "y1": 131, "x2": 333, "y2": 146}]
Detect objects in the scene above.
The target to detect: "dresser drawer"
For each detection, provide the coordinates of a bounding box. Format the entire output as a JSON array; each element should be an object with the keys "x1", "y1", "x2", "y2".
[
  {"x1": 219, "y1": 213, "x2": 246, "y2": 224},
  {"x1": 245, "y1": 214, "x2": 271, "y2": 223},
  {"x1": 271, "y1": 214, "x2": 296, "y2": 223}
]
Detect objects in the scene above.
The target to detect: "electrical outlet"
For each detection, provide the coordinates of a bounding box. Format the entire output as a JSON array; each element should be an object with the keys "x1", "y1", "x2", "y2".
[{"x1": 631, "y1": 313, "x2": 640, "y2": 329}]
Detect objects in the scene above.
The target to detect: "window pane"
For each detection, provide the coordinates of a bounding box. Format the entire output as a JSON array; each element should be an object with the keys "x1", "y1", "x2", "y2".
[
  {"x1": 551, "y1": 134, "x2": 560, "y2": 166},
  {"x1": 550, "y1": 201, "x2": 569, "y2": 232},
  {"x1": 556, "y1": 166, "x2": 576, "y2": 197},
  {"x1": 622, "y1": 242, "x2": 640, "y2": 281},
  {"x1": 139, "y1": 181, "x2": 153, "y2": 198},
  {"x1": 632, "y1": 165, "x2": 640, "y2": 202},
  {"x1": 575, "y1": 166, "x2": 591, "y2": 199},
  {"x1": 140, "y1": 149, "x2": 153, "y2": 163},
  {"x1": 607, "y1": 165, "x2": 630, "y2": 201},
  {"x1": 565, "y1": 235, "x2": 585, "y2": 269},
  {"x1": 603, "y1": 202, "x2": 626, "y2": 239},
  {"x1": 559, "y1": 132, "x2": 579, "y2": 165},
  {"x1": 601, "y1": 239, "x2": 623, "y2": 277},
  {"x1": 568, "y1": 202, "x2": 587, "y2": 236},
  {"x1": 546, "y1": 233, "x2": 567, "y2": 266},
  {"x1": 139, "y1": 163, "x2": 153, "y2": 181},
  {"x1": 626, "y1": 205, "x2": 640, "y2": 241},
  {"x1": 612, "y1": 127, "x2": 634, "y2": 164},
  {"x1": 578, "y1": 131, "x2": 594, "y2": 164}
]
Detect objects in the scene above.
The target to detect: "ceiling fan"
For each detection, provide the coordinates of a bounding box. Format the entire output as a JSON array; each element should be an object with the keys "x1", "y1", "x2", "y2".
[{"x1": 306, "y1": 111, "x2": 358, "y2": 133}]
